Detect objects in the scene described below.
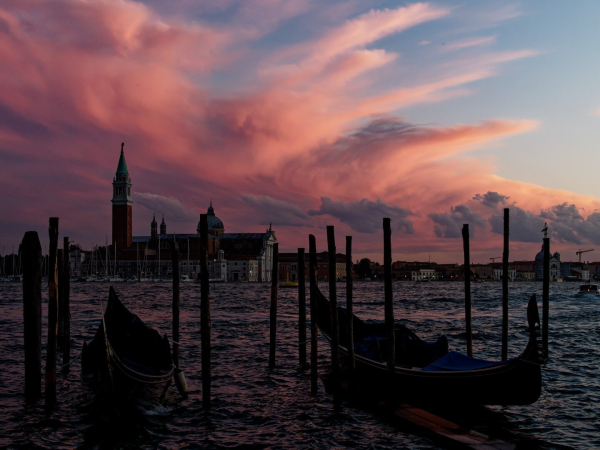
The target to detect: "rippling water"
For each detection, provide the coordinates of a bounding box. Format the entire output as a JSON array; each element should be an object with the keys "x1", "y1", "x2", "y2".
[{"x1": 1, "y1": 281, "x2": 598, "y2": 449}]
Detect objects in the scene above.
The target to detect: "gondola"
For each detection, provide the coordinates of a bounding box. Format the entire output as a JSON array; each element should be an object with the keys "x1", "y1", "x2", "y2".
[
  {"x1": 316, "y1": 288, "x2": 542, "y2": 406},
  {"x1": 81, "y1": 287, "x2": 175, "y2": 401}
]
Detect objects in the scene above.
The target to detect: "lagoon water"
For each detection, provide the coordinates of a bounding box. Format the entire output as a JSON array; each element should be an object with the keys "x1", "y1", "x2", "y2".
[{"x1": 1, "y1": 281, "x2": 598, "y2": 449}]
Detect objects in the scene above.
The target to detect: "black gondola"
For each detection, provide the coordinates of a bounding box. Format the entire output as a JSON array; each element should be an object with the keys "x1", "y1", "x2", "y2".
[
  {"x1": 81, "y1": 287, "x2": 175, "y2": 400},
  {"x1": 316, "y1": 288, "x2": 542, "y2": 406}
]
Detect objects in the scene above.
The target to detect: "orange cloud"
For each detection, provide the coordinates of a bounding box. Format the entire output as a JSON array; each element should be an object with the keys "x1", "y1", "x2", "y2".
[{"x1": 1, "y1": 0, "x2": 595, "y2": 263}]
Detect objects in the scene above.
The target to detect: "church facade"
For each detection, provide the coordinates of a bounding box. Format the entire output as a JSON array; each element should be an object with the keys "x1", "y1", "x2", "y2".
[{"x1": 110, "y1": 144, "x2": 277, "y2": 282}]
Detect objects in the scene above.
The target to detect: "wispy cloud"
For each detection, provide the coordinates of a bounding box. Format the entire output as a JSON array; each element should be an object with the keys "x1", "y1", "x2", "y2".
[
  {"x1": 240, "y1": 195, "x2": 311, "y2": 226},
  {"x1": 308, "y1": 197, "x2": 414, "y2": 234},
  {"x1": 443, "y1": 35, "x2": 496, "y2": 51}
]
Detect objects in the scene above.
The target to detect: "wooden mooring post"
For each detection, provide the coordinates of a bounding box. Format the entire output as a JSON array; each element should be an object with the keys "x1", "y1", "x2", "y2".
[
  {"x1": 461, "y1": 225, "x2": 473, "y2": 357},
  {"x1": 269, "y1": 243, "x2": 279, "y2": 370},
  {"x1": 57, "y1": 249, "x2": 64, "y2": 353},
  {"x1": 62, "y1": 237, "x2": 71, "y2": 371},
  {"x1": 383, "y1": 218, "x2": 395, "y2": 376},
  {"x1": 502, "y1": 208, "x2": 509, "y2": 361},
  {"x1": 22, "y1": 231, "x2": 42, "y2": 403},
  {"x1": 199, "y1": 214, "x2": 211, "y2": 409},
  {"x1": 309, "y1": 234, "x2": 318, "y2": 395},
  {"x1": 45, "y1": 217, "x2": 59, "y2": 408},
  {"x1": 542, "y1": 235, "x2": 550, "y2": 358},
  {"x1": 298, "y1": 248, "x2": 306, "y2": 366},
  {"x1": 172, "y1": 240, "x2": 180, "y2": 368},
  {"x1": 346, "y1": 236, "x2": 355, "y2": 372},
  {"x1": 326, "y1": 226, "x2": 340, "y2": 405}
]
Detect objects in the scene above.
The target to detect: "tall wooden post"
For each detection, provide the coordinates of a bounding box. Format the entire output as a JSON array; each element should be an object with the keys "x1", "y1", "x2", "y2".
[
  {"x1": 462, "y1": 225, "x2": 473, "y2": 357},
  {"x1": 309, "y1": 235, "x2": 318, "y2": 395},
  {"x1": 502, "y1": 208, "x2": 509, "y2": 361},
  {"x1": 172, "y1": 240, "x2": 180, "y2": 368},
  {"x1": 298, "y1": 248, "x2": 306, "y2": 366},
  {"x1": 346, "y1": 236, "x2": 355, "y2": 372},
  {"x1": 22, "y1": 231, "x2": 42, "y2": 403},
  {"x1": 45, "y1": 217, "x2": 59, "y2": 408},
  {"x1": 383, "y1": 218, "x2": 395, "y2": 376},
  {"x1": 62, "y1": 237, "x2": 71, "y2": 371},
  {"x1": 57, "y1": 249, "x2": 64, "y2": 353},
  {"x1": 326, "y1": 226, "x2": 340, "y2": 404},
  {"x1": 199, "y1": 214, "x2": 211, "y2": 409},
  {"x1": 269, "y1": 243, "x2": 279, "y2": 370},
  {"x1": 542, "y1": 237, "x2": 550, "y2": 358}
]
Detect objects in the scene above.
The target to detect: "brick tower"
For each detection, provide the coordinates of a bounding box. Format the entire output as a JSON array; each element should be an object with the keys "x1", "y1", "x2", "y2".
[{"x1": 112, "y1": 142, "x2": 132, "y2": 250}]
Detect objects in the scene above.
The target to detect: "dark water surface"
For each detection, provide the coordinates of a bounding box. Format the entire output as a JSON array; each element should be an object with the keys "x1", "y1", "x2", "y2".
[{"x1": 1, "y1": 281, "x2": 598, "y2": 449}]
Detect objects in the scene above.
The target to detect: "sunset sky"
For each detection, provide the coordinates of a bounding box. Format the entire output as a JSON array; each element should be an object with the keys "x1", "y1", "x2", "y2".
[{"x1": 2, "y1": 0, "x2": 600, "y2": 264}]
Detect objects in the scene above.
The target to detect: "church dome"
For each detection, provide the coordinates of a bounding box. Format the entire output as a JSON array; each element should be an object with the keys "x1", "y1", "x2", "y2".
[
  {"x1": 197, "y1": 202, "x2": 224, "y2": 233},
  {"x1": 535, "y1": 245, "x2": 545, "y2": 262},
  {"x1": 553, "y1": 252, "x2": 560, "y2": 261}
]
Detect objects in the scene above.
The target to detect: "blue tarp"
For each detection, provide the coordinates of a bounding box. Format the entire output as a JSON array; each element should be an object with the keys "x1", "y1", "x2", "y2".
[{"x1": 422, "y1": 351, "x2": 513, "y2": 372}]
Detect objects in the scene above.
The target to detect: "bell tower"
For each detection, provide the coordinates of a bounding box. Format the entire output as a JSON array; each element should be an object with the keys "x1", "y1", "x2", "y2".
[{"x1": 112, "y1": 142, "x2": 133, "y2": 250}]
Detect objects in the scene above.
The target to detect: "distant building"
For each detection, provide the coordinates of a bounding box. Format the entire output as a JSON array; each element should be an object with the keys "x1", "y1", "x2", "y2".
[
  {"x1": 534, "y1": 246, "x2": 561, "y2": 281},
  {"x1": 103, "y1": 144, "x2": 277, "y2": 281},
  {"x1": 278, "y1": 252, "x2": 346, "y2": 282}
]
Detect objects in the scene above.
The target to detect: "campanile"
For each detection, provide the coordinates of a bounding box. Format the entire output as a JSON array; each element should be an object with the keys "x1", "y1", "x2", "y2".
[{"x1": 112, "y1": 142, "x2": 133, "y2": 250}]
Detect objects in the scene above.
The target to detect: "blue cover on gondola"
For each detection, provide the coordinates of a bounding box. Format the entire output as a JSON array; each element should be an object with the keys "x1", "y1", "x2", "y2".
[{"x1": 422, "y1": 351, "x2": 513, "y2": 371}]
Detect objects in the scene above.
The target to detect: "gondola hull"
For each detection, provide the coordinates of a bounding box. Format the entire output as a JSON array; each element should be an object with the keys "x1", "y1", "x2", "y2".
[
  {"x1": 316, "y1": 289, "x2": 542, "y2": 406},
  {"x1": 81, "y1": 287, "x2": 175, "y2": 402}
]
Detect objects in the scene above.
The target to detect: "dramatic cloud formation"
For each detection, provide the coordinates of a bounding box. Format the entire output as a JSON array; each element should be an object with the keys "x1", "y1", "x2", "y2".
[
  {"x1": 489, "y1": 206, "x2": 546, "y2": 243},
  {"x1": 473, "y1": 191, "x2": 510, "y2": 208},
  {"x1": 429, "y1": 205, "x2": 485, "y2": 238},
  {"x1": 1, "y1": 0, "x2": 599, "y2": 263},
  {"x1": 308, "y1": 197, "x2": 414, "y2": 234},
  {"x1": 240, "y1": 195, "x2": 311, "y2": 227},
  {"x1": 134, "y1": 193, "x2": 198, "y2": 223}
]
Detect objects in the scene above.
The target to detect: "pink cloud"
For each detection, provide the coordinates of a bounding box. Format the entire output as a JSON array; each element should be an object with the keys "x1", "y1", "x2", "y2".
[{"x1": 1, "y1": 0, "x2": 596, "y2": 264}]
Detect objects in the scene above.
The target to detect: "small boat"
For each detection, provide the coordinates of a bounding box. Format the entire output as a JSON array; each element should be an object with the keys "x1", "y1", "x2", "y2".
[
  {"x1": 81, "y1": 287, "x2": 175, "y2": 401},
  {"x1": 578, "y1": 283, "x2": 599, "y2": 294},
  {"x1": 279, "y1": 273, "x2": 299, "y2": 288},
  {"x1": 316, "y1": 288, "x2": 542, "y2": 406}
]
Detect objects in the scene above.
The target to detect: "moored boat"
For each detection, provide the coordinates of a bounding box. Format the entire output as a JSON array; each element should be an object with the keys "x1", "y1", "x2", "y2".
[
  {"x1": 578, "y1": 283, "x2": 599, "y2": 294},
  {"x1": 316, "y1": 287, "x2": 542, "y2": 406},
  {"x1": 81, "y1": 287, "x2": 175, "y2": 401}
]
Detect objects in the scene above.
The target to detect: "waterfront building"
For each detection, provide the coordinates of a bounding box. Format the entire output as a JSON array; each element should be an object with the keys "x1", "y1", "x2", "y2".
[
  {"x1": 277, "y1": 252, "x2": 346, "y2": 281},
  {"x1": 534, "y1": 246, "x2": 561, "y2": 281},
  {"x1": 104, "y1": 145, "x2": 276, "y2": 281}
]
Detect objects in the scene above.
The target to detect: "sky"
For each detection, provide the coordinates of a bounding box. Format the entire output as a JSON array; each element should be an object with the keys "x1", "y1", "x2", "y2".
[{"x1": 2, "y1": 0, "x2": 600, "y2": 264}]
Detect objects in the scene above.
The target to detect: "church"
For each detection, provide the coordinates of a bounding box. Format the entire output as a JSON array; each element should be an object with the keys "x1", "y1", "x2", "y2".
[{"x1": 110, "y1": 144, "x2": 277, "y2": 282}]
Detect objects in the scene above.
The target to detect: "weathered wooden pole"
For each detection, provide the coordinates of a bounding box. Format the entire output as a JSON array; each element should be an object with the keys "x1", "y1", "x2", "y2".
[
  {"x1": 298, "y1": 248, "x2": 306, "y2": 366},
  {"x1": 269, "y1": 243, "x2": 279, "y2": 370},
  {"x1": 22, "y1": 231, "x2": 42, "y2": 403},
  {"x1": 346, "y1": 236, "x2": 355, "y2": 372},
  {"x1": 172, "y1": 240, "x2": 180, "y2": 368},
  {"x1": 45, "y1": 217, "x2": 59, "y2": 408},
  {"x1": 57, "y1": 249, "x2": 64, "y2": 353},
  {"x1": 199, "y1": 214, "x2": 211, "y2": 409},
  {"x1": 309, "y1": 234, "x2": 318, "y2": 395},
  {"x1": 461, "y1": 225, "x2": 473, "y2": 357},
  {"x1": 542, "y1": 236, "x2": 550, "y2": 358},
  {"x1": 327, "y1": 226, "x2": 340, "y2": 404},
  {"x1": 502, "y1": 208, "x2": 509, "y2": 361},
  {"x1": 62, "y1": 237, "x2": 71, "y2": 371},
  {"x1": 383, "y1": 218, "x2": 395, "y2": 376}
]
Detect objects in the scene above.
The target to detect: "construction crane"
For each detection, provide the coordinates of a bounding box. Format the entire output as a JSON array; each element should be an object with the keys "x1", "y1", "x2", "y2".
[
  {"x1": 490, "y1": 256, "x2": 502, "y2": 264},
  {"x1": 576, "y1": 249, "x2": 594, "y2": 263}
]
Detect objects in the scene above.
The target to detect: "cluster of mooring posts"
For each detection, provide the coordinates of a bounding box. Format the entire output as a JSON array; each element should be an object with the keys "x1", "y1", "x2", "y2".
[
  {"x1": 22, "y1": 218, "x2": 72, "y2": 409},
  {"x1": 21, "y1": 207, "x2": 550, "y2": 434},
  {"x1": 266, "y1": 210, "x2": 551, "y2": 446},
  {"x1": 461, "y1": 209, "x2": 550, "y2": 360},
  {"x1": 21, "y1": 215, "x2": 212, "y2": 409}
]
